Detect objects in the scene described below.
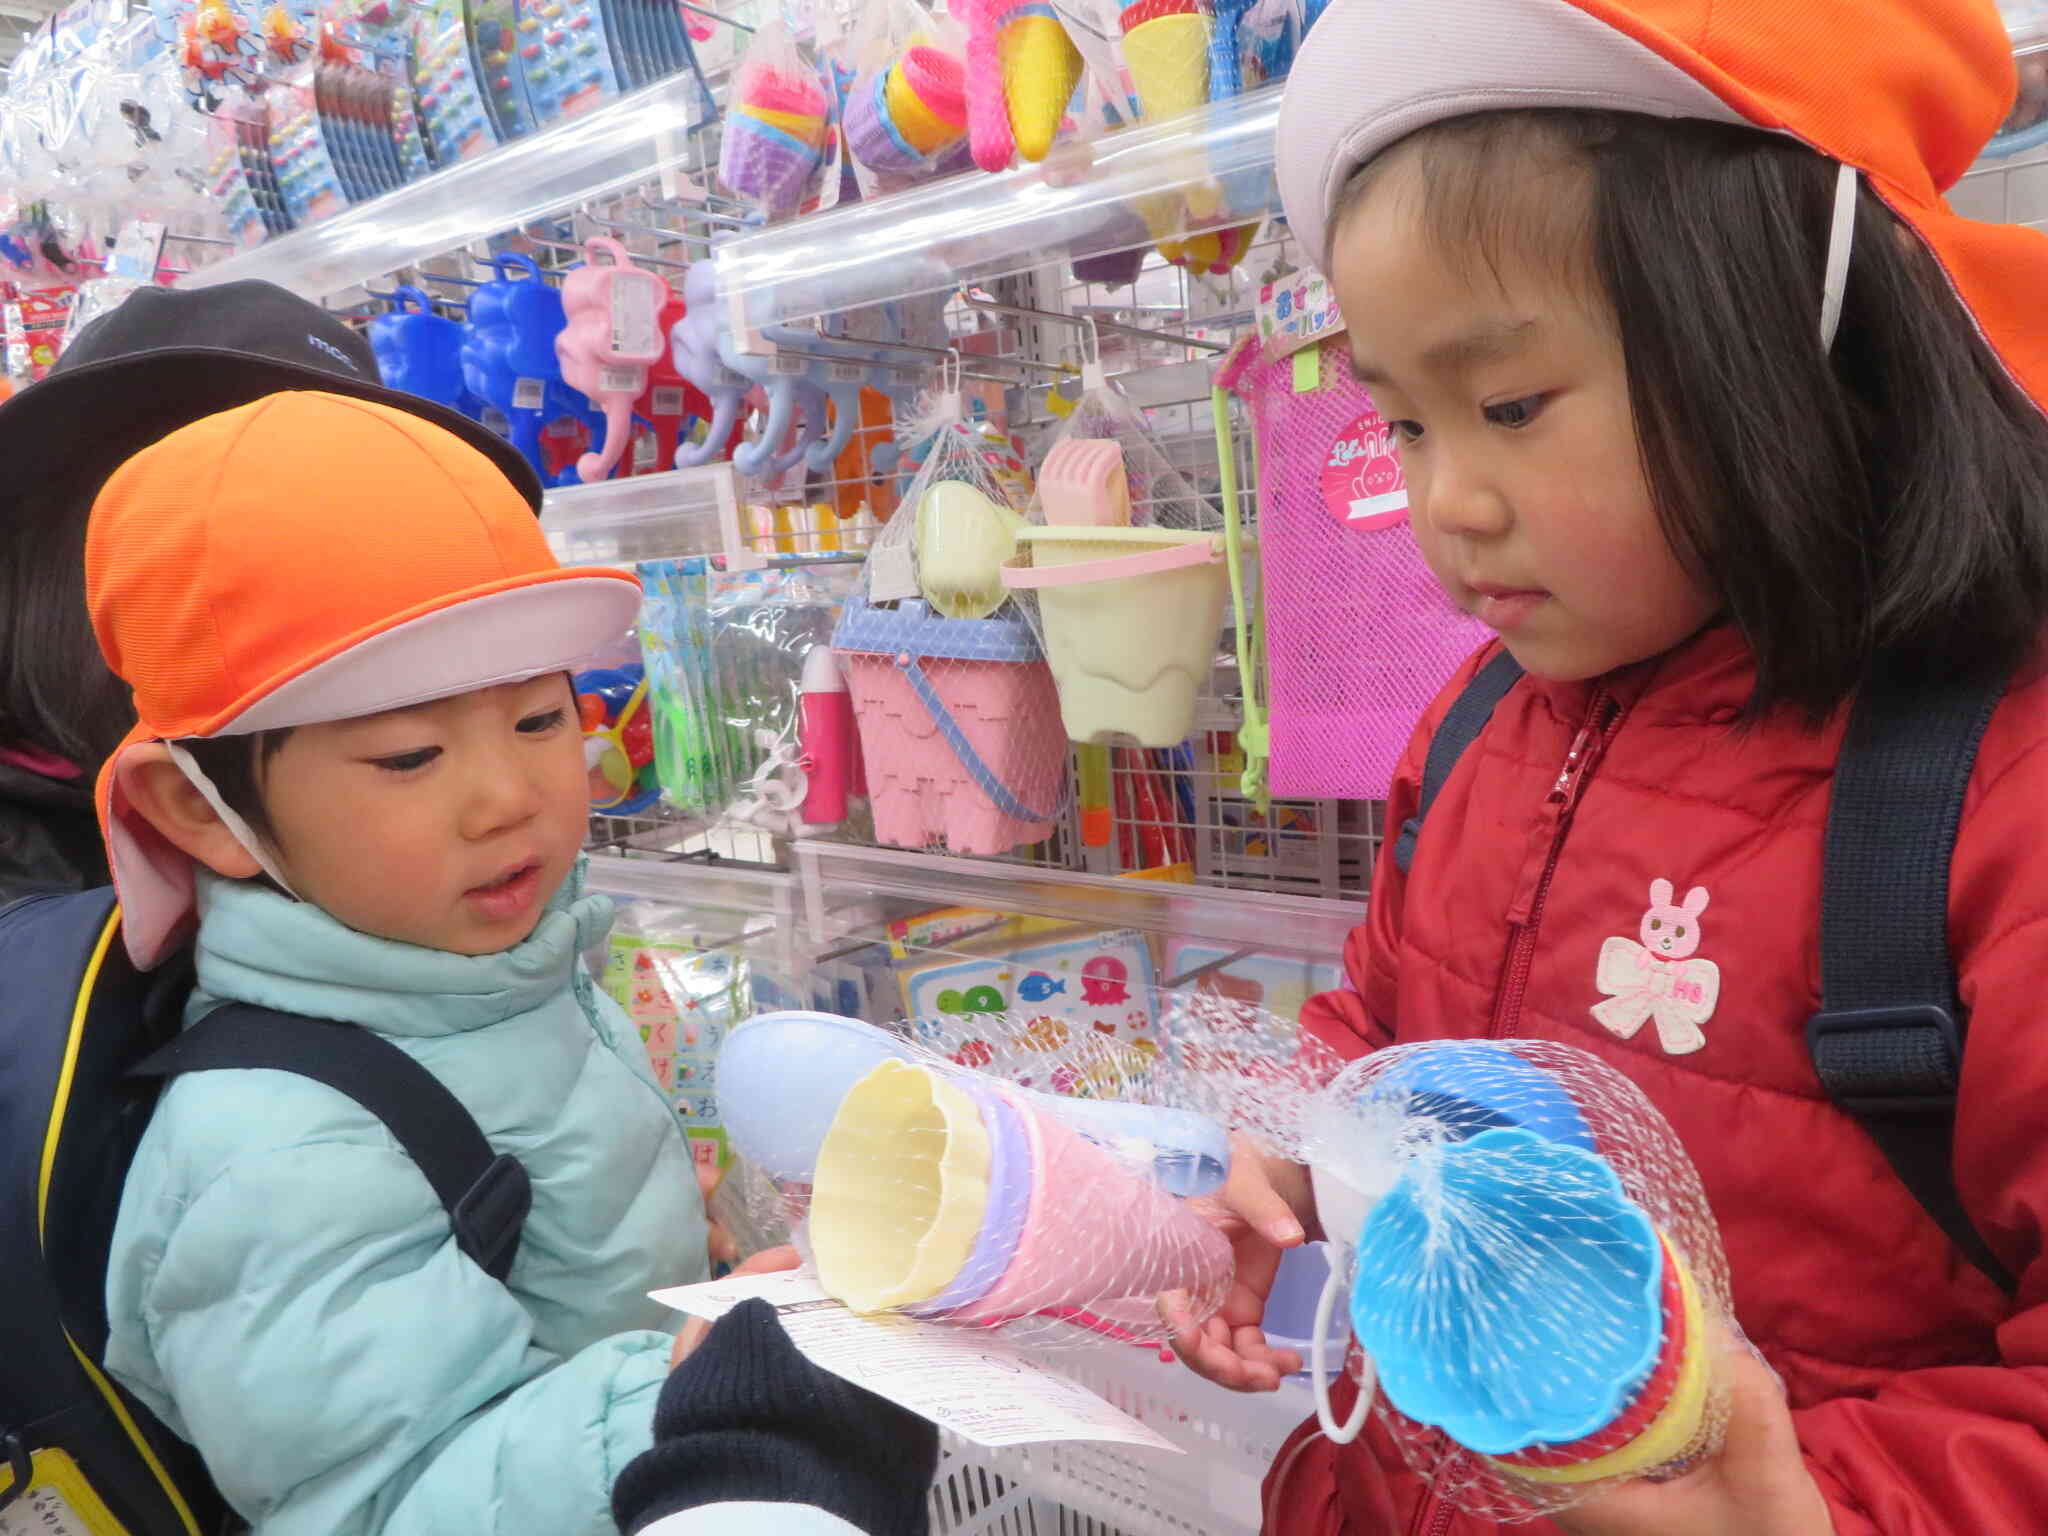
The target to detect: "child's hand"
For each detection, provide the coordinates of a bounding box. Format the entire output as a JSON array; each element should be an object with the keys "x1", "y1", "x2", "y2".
[
  {"x1": 1159, "y1": 1136, "x2": 1316, "y2": 1393},
  {"x1": 670, "y1": 1246, "x2": 802, "y2": 1368},
  {"x1": 1551, "y1": 1334, "x2": 1833, "y2": 1536},
  {"x1": 697, "y1": 1158, "x2": 739, "y2": 1270}
]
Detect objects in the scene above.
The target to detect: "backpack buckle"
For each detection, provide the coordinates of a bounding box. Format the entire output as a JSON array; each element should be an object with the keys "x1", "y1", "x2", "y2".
[
  {"x1": 1, "y1": 1429, "x2": 30, "y2": 1512},
  {"x1": 1807, "y1": 1003, "x2": 1963, "y2": 1118}
]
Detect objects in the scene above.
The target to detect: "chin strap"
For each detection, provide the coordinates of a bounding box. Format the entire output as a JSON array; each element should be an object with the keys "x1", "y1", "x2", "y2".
[
  {"x1": 1820, "y1": 162, "x2": 1859, "y2": 353},
  {"x1": 165, "y1": 739, "x2": 302, "y2": 899}
]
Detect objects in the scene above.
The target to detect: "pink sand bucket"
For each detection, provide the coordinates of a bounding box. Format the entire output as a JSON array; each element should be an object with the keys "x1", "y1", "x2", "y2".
[{"x1": 831, "y1": 595, "x2": 1065, "y2": 855}]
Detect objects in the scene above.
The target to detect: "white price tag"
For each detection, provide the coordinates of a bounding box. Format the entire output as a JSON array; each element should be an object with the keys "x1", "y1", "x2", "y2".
[
  {"x1": 633, "y1": 431, "x2": 657, "y2": 470},
  {"x1": 599, "y1": 364, "x2": 641, "y2": 394},
  {"x1": 512, "y1": 377, "x2": 545, "y2": 411},
  {"x1": 866, "y1": 540, "x2": 920, "y2": 603},
  {"x1": 651, "y1": 1271, "x2": 1182, "y2": 1452},
  {"x1": 652, "y1": 385, "x2": 685, "y2": 415},
  {"x1": 609, "y1": 272, "x2": 663, "y2": 356},
  {"x1": 828, "y1": 360, "x2": 867, "y2": 384},
  {"x1": 771, "y1": 351, "x2": 808, "y2": 377}
]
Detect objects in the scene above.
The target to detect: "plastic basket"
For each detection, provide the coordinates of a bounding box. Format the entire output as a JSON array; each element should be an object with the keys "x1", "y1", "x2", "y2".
[{"x1": 934, "y1": 1343, "x2": 1316, "y2": 1536}]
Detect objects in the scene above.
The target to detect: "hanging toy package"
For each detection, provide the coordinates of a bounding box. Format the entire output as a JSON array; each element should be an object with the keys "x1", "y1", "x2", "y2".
[
  {"x1": 834, "y1": 374, "x2": 1067, "y2": 856},
  {"x1": 839, "y1": 0, "x2": 971, "y2": 196},
  {"x1": 718, "y1": 18, "x2": 831, "y2": 221},
  {"x1": 1000, "y1": 354, "x2": 1250, "y2": 751},
  {"x1": 1219, "y1": 328, "x2": 1487, "y2": 801}
]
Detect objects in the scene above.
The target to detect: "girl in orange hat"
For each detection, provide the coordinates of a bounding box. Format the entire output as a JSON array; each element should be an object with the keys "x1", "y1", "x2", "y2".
[{"x1": 1173, "y1": 2, "x2": 2048, "y2": 1534}]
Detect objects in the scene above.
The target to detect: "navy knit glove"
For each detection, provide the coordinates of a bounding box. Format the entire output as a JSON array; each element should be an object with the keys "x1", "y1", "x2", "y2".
[{"x1": 611, "y1": 1299, "x2": 939, "y2": 1535}]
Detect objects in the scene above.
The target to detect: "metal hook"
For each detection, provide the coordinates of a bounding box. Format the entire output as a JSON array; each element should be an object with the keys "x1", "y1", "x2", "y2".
[
  {"x1": 640, "y1": 194, "x2": 753, "y2": 231},
  {"x1": 675, "y1": 0, "x2": 755, "y2": 30},
  {"x1": 956, "y1": 288, "x2": 1228, "y2": 354},
  {"x1": 517, "y1": 221, "x2": 585, "y2": 259},
  {"x1": 578, "y1": 205, "x2": 707, "y2": 257}
]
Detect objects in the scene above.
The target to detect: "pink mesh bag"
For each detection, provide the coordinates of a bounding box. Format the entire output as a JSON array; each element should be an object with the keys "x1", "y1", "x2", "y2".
[{"x1": 1222, "y1": 335, "x2": 1488, "y2": 801}]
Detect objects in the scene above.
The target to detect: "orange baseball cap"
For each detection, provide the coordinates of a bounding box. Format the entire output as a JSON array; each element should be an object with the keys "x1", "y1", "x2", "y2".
[
  {"x1": 1277, "y1": 0, "x2": 2048, "y2": 416},
  {"x1": 88, "y1": 390, "x2": 642, "y2": 967}
]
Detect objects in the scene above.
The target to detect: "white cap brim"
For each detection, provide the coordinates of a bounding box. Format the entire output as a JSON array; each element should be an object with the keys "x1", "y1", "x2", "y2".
[{"x1": 1277, "y1": 0, "x2": 1749, "y2": 269}]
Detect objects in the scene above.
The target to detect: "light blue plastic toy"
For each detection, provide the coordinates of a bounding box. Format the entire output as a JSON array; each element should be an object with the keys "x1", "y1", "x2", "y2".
[{"x1": 1347, "y1": 1126, "x2": 1667, "y2": 1456}]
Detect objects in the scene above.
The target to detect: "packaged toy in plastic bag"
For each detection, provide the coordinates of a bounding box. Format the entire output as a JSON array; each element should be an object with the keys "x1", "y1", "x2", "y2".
[
  {"x1": 836, "y1": 379, "x2": 1066, "y2": 855},
  {"x1": 1219, "y1": 330, "x2": 1485, "y2": 800},
  {"x1": 1000, "y1": 358, "x2": 1245, "y2": 749},
  {"x1": 719, "y1": 18, "x2": 831, "y2": 220},
  {"x1": 839, "y1": 0, "x2": 971, "y2": 194}
]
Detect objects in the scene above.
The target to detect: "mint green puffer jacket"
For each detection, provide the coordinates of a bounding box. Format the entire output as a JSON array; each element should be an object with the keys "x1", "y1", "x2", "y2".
[{"x1": 104, "y1": 863, "x2": 709, "y2": 1535}]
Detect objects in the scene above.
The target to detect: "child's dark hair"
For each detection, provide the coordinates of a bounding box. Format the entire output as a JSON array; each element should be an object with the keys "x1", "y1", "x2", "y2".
[
  {"x1": 175, "y1": 731, "x2": 294, "y2": 844},
  {"x1": 0, "y1": 492, "x2": 135, "y2": 769},
  {"x1": 1335, "y1": 111, "x2": 2048, "y2": 719}
]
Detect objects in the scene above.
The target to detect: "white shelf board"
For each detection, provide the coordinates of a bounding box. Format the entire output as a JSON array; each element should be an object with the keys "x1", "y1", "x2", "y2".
[
  {"x1": 177, "y1": 70, "x2": 715, "y2": 300},
  {"x1": 541, "y1": 461, "x2": 740, "y2": 566},
  {"x1": 716, "y1": 85, "x2": 1285, "y2": 335}
]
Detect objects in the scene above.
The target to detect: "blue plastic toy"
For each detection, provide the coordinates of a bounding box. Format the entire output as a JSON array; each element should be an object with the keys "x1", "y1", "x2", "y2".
[
  {"x1": 460, "y1": 252, "x2": 597, "y2": 484},
  {"x1": 370, "y1": 286, "x2": 477, "y2": 414}
]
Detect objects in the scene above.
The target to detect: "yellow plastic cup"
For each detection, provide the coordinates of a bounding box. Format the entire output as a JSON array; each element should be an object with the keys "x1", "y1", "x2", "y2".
[
  {"x1": 1122, "y1": 11, "x2": 1210, "y2": 123},
  {"x1": 1001, "y1": 13, "x2": 1083, "y2": 161}
]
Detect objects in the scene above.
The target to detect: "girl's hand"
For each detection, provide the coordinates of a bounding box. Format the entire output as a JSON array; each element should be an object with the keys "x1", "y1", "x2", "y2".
[
  {"x1": 697, "y1": 1157, "x2": 739, "y2": 1270},
  {"x1": 670, "y1": 1245, "x2": 803, "y2": 1368},
  {"x1": 1160, "y1": 1137, "x2": 1317, "y2": 1393},
  {"x1": 1551, "y1": 1335, "x2": 1833, "y2": 1536}
]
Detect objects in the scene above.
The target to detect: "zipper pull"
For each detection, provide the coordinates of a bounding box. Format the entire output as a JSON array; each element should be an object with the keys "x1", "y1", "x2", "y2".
[{"x1": 1549, "y1": 724, "x2": 1595, "y2": 802}]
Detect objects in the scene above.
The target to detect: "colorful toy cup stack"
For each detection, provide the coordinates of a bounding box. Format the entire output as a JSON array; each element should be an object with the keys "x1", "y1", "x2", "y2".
[
  {"x1": 996, "y1": 1, "x2": 1083, "y2": 162},
  {"x1": 720, "y1": 63, "x2": 830, "y2": 217},
  {"x1": 1118, "y1": 0, "x2": 1212, "y2": 124},
  {"x1": 845, "y1": 44, "x2": 969, "y2": 173},
  {"x1": 716, "y1": 1012, "x2": 1234, "y2": 1333}
]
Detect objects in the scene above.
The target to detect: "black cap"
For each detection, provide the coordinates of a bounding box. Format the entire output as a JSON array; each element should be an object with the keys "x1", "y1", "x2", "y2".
[{"x1": 2, "y1": 280, "x2": 543, "y2": 518}]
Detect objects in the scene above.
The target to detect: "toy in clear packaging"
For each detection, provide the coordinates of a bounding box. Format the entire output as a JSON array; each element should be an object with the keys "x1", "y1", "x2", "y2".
[
  {"x1": 719, "y1": 20, "x2": 828, "y2": 218},
  {"x1": 555, "y1": 236, "x2": 669, "y2": 483},
  {"x1": 408, "y1": 0, "x2": 497, "y2": 163},
  {"x1": 843, "y1": 44, "x2": 966, "y2": 176},
  {"x1": 575, "y1": 663, "x2": 662, "y2": 814},
  {"x1": 1118, "y1": 0, "x2": 1209, "y2": 123},
  {"x1": 958, "y1": 0, "x2": 1014, "y2": 171},
  {"x1": 638, "y1": 557, "x2": 729, "y2": 815},
  {"x1": 797, "y1": 644, "x2": 862, "y2": 828},
  {"x1": 994, "y1": 0, "x2": 1081, "y2": 161}
]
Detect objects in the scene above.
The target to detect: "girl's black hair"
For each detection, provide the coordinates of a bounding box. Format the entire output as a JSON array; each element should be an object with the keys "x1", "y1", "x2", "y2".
[
  {"x1": 174, "y1": 731, "x2": 294, "y2": 845},
  {"x1": 1336, "y1": 111, "x2": 2048, "y2": 720},
  {"x1": 0, "y1": 494, "x2": 135, "y2": 770}
]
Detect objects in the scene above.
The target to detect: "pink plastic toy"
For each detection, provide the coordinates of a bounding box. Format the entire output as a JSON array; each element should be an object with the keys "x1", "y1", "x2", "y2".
[
  {"x1": 798, "y1": 645, "x2": 865, "y2": 827},
  {"x1": 555, "y1": 237, "x2": 670, "y2": 484}
]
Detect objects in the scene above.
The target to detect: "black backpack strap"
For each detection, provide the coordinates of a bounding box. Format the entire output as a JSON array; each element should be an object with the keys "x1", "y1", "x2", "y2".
[
  {"x1": 131, "y1": 1005, "x2": 530, "y2": 1283},
  {"x1": 1392, "y1": 649, "x2": 1525, "y2": 874},
  {"x1": 1808, "y1": 667, "x2": 2014, "y2": 1293}
]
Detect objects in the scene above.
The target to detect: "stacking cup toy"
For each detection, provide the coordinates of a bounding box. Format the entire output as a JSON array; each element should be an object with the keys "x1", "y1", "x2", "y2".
[
  {"x1": 846, "y1": 46, "x2": 968, "y2": 172},
  {"x1": 722, "y1": 67, "x2": 829, "y2": 216}
]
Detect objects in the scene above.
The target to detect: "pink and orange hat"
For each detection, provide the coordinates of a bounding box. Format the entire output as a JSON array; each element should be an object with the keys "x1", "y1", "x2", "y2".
[{"x1": 86, "y1": 390, "x2": 641, "y2": 967}]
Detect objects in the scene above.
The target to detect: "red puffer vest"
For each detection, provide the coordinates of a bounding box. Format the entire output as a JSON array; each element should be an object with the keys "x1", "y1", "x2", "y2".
[{"x1": 1263, "y1": 624, "x2": 2048, "y2": 1536}]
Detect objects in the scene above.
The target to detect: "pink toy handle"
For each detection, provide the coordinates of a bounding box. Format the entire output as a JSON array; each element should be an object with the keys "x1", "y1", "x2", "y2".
[
  {"x1": 583, "y1": 236, "x2": 635, "y2": 268},
  {"x1": 1000, "y1": 535, "x2": 1223, "y2": 590},
  {"x1": 577, "y1": 395, "x2": 637, "y2": 483}
]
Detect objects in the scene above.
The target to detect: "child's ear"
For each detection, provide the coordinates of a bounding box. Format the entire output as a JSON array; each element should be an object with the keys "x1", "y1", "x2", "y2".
[{"x1": 117, "y1": 743, "x2": 264, "y2": 881}]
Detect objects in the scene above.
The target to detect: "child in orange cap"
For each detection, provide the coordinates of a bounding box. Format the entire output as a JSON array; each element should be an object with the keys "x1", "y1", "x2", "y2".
[
  {"x1": 1174, "y1": 2, "x2": 2048, "y2": 1535},
  {"x1": 84, "y1": 390, "x2": 745, "y2": 1535}
]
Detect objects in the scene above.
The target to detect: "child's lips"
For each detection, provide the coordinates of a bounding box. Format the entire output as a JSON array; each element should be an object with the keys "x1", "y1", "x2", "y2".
[{"x1": 465, "y1": 860, "x2": 542, "y2": 920}]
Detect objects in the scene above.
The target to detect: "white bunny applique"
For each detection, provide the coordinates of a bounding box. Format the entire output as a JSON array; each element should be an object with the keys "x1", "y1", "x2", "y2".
[{"x1": 1591, "y1": 880, "x2": 1721, "y2": 1056}]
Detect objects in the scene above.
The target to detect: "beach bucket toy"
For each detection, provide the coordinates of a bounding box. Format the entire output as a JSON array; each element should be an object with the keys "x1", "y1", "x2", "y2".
[
  {"x1": 846, "y1": 46, "x2": 968, "y2": 172},
  {"x1": 1003, "y1": 526, "x2": 1245, "y2": 747},
  {"x1": 916, "y1": 479, "x2": 1029, "y2": 619},
  {"x1": 1119, "y1": 0, "x2": 1212, "y2": 124},
  {"x1": 997, "y1": 0, "x2": 1083, "y2": 161},
  {"x1": 1349, "y1": 1128, "x2": 1697, "y2": 1463},
  {"x1": 369, "y1": 286, "x2": 468, "y2": 410},
  {"x1": 831, "y1": 595, "x2": 1065, "y2": 855},
  {"x1": 805, "y1": 1057, "x2": 1232, "y2": 1324}
]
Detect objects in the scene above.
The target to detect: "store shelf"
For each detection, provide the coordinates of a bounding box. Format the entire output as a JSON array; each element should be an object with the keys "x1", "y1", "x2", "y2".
[
  {"x1": 176, "y1": 69, "x2": 716, "y2": 300},
  {"x1": 541, "y1": 461, "x2": 741, "y2": 566},
  {"x1": 795, "y1": 840, "x2": 1360, "y2": 959},
  {"x1": 716, "y1": 86, "x2": 1284, "y2": 337}
]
